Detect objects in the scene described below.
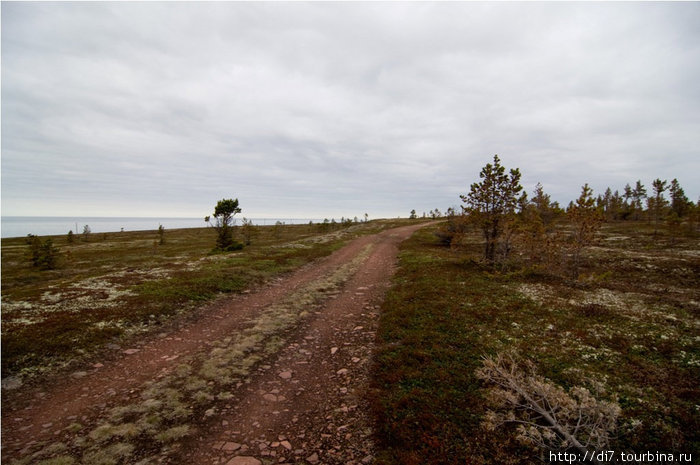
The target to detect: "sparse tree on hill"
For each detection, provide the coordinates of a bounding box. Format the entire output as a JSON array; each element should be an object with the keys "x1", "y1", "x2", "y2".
[
  {"x1": 669, "y1": 178, "x2": 690, "y2": 218},
  {"x1": 531, "y1": 182, "x2": 560, "y2": 231},
  {"x1": 67, "y1": 230, "x2": 74, "y2": 244},
  {"x1": 649, "y1": 179, "x2": 668, "y2": 235},
  {"x1": 28, "y1": 236, "x2": 60, "y2": 270},
  {"x1": 461, "y1": 155, "x2": 523, "y2": 264},
  {"x1": 566, "y1": 184, "x2": 603, "y2": 279},
  {"x1": 158, "y1": 224, "x2": 166, "y2": 245},
  {"x1": 409, "y1": 209, "x2": 417, "y2": 219},
  {"x1": 622, "y1": 184, "x2": 634, "y2": 220},
  {"x1": 82, "y1": 225, "x2": 91, "y2": 242},
  {"x1": 632, "y1": 180, "x2": 647, "y2": 221},
  {"x1": 212, "y1": 198, "x2": 242, "y2": 251}
]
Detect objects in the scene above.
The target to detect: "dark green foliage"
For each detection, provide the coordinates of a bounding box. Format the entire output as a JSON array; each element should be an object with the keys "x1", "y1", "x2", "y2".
[
  {"x1": 28, "y1": 236, "x2": 60, "y2": 270},
  {"x1": 461, "y1": 155, "x2": 524, "y2": 263},
  {"x1": 158, "y1": 225, "x2": 166, "y2": 245},
  {"x1": 669, "y1": 178, "x2": 691, "y2": 218},
  {"x1": 649, "y1": 179, "x2": 669, "y2": 235},
  {"x1": 212, "y1": 198, "x2": 242, "y2": 251},
  {"x1": 67, "y1": 230, "x2": 75, "y2": 244}
]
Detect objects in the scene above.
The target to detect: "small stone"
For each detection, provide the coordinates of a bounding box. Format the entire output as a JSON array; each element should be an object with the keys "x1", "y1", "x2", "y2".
[
  {"x1": 279, "y1": 371, "x2": 293, "y2": 380},
  {"x1": 222, "y1": 442, "x2": 242, "y2": 452},
  {"x1": 280, "y1": 440, "x2": 292, "y2": 450},
  {"x1": 307, "y1": 452, "x2": 319, "y2": 464},
  {"x1": 92, "y1": 363, "x2": 104, "y2": 368},
  {"x1": 330, "y1": 347, "x2": 338, "y2": 355},
  {"x1": 71, "y1": 371, "x2": 88, "y2": 378},
  {"x1": 336, "y1": 368, "x2": 349, "y2": 376},
  {"x1": 263, "y1": 393, "x2": 277, "y2": 402},
  {"x1": 123, "y1": 348, "x2": 140, "y2": 355}
]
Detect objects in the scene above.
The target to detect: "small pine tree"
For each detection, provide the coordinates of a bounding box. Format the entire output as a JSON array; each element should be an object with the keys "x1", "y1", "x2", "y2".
[
  {"x1": 28, "y1": 236, "x2": 60, "y2": 270},
  {"x1": 82, "y1": 225, "x2": 91, "y2": 242},
  {"x1": 67, "y1": 230, "x2": 75, "y2": 244},
  {"x1": 566, "y1": 184, "x2": 603, "y2": 280},
  {"x1": 158, "y1": 224, "x2": 166, "y2": 245},
  {"x1": 212, "y1": 198, "x2": 242, "y2": 251},
  {"x1": 461, "y1": 155, "x2": 523, "y2": 264},
  {"x1": 669, "y1": 179, "x2": 690, "y2": 218},
  {"x1": 649, "y1": 179, "x2": 668, "y2": 236}
]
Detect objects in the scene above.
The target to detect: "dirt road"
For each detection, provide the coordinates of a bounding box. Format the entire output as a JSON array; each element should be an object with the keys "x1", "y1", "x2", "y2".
[{"x1": 2, "y1": 222, "x2": 430, "y2": 465}]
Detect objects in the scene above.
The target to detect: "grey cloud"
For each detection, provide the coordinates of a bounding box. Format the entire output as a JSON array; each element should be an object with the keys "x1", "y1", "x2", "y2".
[{"x1": 2, "y1": 2, "x2": 699, "y2": 219}]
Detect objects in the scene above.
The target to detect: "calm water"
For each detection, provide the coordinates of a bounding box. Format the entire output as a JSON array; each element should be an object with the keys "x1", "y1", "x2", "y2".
[{"x1": 1, "y1": 217, "x2": 321, "y2": 238}]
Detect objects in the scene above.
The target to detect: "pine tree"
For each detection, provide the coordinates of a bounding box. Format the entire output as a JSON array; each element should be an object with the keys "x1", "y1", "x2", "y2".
[
  {"x1": 213, "y1": 198, "x2": 242, "y2": 251},
  {"x1": 566, "y1": 184, "x2": 603, "y2": 280},
  {"x1": 649, "y1": 179, "x2": 668, "y2": 235},
  {"x1": 669, "y1": 179, "x2": 690, "y2": 218},
  {"x1": 632, "y1": 180, "x2": 647, "y2": 221},
  {"x1": 461, "y1": 155, "x2": 523, "y2": 264}
]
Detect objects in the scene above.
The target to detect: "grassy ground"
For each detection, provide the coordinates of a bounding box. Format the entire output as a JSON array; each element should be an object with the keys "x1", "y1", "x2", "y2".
[
  {"x1": 371, "y1": 222, "x2": 699, "y2": 464},
  {"x1": 1, "y1": 219, "x2": 419, "y2": 382}
]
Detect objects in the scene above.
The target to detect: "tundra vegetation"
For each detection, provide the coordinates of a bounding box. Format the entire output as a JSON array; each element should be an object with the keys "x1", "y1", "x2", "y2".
[
  {"x1": 372, "y1": 156, "x2": 699, "y2": 464},
  {"x1": 1, "y1": 217, "x2": 418, "y2": 383}
]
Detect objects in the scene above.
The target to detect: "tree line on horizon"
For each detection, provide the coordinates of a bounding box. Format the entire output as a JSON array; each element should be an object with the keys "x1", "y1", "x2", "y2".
[{"x1": 434, "y1": 155, "x2": 698, "y2": 278}]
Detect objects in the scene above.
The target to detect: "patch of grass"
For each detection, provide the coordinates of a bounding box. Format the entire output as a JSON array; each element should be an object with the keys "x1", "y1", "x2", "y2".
[{"x1": 371, "y1": 223, "x2": 699, "y2": 464}]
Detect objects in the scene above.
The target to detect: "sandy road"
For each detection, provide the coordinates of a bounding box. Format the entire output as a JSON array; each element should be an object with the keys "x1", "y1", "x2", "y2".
[{"x1": 2, "y1": 222, "x2": 431, "y2": 464}]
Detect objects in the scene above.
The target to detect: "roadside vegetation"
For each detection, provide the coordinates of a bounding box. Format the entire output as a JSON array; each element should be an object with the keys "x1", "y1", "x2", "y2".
[
  {"x1": 372, "y1": 156, "x2": 699, "y2": 464},
  {"x1": 1, "y1": 218, "x2": 419, "y2": 383}
]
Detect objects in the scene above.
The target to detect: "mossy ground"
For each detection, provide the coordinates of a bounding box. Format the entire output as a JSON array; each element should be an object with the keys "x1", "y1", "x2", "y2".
[{"x1": 371, "y1": 222, "x2": 699, "y2": 464}]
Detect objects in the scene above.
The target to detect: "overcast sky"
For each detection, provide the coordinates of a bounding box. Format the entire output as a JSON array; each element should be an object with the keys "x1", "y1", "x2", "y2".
[{"x1": 2, "y1": 2, "x2": 699, "y2": 219}]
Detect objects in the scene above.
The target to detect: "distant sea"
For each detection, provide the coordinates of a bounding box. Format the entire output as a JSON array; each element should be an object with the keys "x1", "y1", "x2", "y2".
[{"x1": 1, "y1": 217, "x2": 322, "y2": 239}]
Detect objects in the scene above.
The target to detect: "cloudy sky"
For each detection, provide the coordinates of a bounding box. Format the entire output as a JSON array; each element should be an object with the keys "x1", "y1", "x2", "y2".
[{"x1": 2, "y1": 2, "x2": 699, "y2": 219}]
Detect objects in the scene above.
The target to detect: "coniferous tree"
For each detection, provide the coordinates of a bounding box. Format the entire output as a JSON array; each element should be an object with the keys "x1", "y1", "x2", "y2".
[
  {"x1": 212, "y1": 198, "x2": 242, "y2": 251},
  {"x1": 632, "y1": 180, "x2": 647, "y2": 221},
  {"x1": 461, "y1": 155, "x2": 523, "y2": 264},
  {"x1": 531, "y1": 182, "x2": 560, "y2": 230},
  {"x1": 622, "y1": 184, "x2": 634, "y2": 220},
  {"x1": 669, "y1": 179, "x2": 690, "y2": 218},
  {"x1": 566, "y1": 184, "x2": 603, "y2": 279},
  {"x1": 649, "y1": 179, "x2": 668, "y2": 235}
]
